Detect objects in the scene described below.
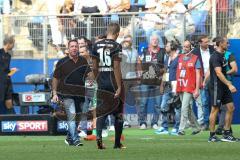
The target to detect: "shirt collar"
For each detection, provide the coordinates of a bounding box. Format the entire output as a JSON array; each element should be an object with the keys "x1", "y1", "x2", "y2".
[
  {"x1": 148, "y1": 46, "x2": 160, "y2": 53},
  {"x1": 200, "y1": 47, "x2": 209, "y2": 53}
]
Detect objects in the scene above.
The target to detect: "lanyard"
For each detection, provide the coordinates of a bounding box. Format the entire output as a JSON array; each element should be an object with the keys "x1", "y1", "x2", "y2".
[{"x1": 126, "y1": 50, "x2": 133, "y2": 63}]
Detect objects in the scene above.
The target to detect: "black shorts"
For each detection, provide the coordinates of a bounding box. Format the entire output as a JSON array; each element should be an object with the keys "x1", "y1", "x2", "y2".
[
  {"x1": 210, "y1": 84, "x2": 233, "y2": 107},
  {"x1": 96, "y1": 83, "x2": 125, "y2": 117}
]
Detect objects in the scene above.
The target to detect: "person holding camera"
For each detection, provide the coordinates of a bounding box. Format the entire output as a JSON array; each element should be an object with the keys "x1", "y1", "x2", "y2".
[{"x1": 155, "y1": 41, "x2": 181, "y2": 135}]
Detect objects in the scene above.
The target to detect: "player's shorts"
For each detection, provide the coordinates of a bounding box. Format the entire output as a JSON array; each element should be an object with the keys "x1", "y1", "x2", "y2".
[
  {"x1": 96, "y1": 82, "x2": 125, "y2": 118},
  {"x1": 210, "y1": 84, "x2": 233, "y2": 107}
]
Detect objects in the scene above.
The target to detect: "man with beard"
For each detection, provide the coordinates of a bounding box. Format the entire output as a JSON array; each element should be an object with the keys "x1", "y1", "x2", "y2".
[{"x1": 207, "y1": 37, "x2": 238, "y2": 142}]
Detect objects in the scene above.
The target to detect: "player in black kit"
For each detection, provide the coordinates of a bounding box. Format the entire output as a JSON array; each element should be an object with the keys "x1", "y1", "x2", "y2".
[
  {"x1": 208, "y1": 37, "x2": 238, "y2": 142},
  {"x1": 92, "y1": 23, "x2": 126, "y2": 149}
]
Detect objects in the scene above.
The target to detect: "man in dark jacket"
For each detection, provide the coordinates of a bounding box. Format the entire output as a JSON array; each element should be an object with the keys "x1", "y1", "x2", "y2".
[
  {"x1": 192, "y1": 35, "x2": 215, "y2": 130},
  {"x1": 0, "y1": 35, "x2": 15, "y2": 114},
  {"x1": 137, "y1": 34, "x2": 165, "y2": 130}
]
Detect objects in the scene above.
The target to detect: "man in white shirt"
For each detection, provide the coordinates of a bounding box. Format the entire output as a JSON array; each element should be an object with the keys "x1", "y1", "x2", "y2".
[{"x1": 192, "y1": 35, "x2": 215, "y2": 130}]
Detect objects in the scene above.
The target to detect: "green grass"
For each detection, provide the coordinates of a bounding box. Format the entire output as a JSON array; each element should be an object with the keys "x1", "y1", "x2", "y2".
[{"x1": 0, "y1": 126, "x2": 240, "y2": 160}]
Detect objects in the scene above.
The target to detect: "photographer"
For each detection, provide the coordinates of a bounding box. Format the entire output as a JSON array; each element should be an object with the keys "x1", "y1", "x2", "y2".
[{"x1": 155, "y1": 41, "x2": 181, "y2": 135}]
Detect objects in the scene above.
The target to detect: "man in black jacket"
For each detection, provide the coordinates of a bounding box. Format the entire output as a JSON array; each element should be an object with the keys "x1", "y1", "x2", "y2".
[
  {"x1": 137, "y1": 34, "x2": 165, "y2": 130},
  {"x1": 0, "y1": 35, "x2": 15, "y2": 114},
  {"x1": 192, "y1": 35, "x2": 215, "y2": 130}
]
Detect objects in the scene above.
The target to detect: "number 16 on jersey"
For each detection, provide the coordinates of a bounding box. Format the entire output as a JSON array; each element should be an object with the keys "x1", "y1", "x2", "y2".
[{"x1": 97, "y1": 48, "x2": 112, "y2": 67}]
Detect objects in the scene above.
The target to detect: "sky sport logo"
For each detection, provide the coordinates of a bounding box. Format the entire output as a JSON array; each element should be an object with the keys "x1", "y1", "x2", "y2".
[
  {"x1": 1, "y1": 121, "x2": 48, "y2": 132},
  {"x1": 1, "y1": 121, "x2": 17, "y2": 132}
]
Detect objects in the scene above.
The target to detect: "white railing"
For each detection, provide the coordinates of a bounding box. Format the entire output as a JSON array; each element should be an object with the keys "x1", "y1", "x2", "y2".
[{"x1": 0, "y1": 0, "x2": 238, "y2": 76}]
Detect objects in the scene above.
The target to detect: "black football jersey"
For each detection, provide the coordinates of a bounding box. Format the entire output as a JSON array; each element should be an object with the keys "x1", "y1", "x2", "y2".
[{"x1": 92, "y1": 39, "x2": 122, "y2": 91}]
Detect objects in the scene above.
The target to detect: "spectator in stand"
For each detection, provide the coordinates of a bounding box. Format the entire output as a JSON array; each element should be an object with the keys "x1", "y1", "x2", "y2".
[
  {"x1": 128, "y1": 0, "x2": 146, "y2": 12},
  {"x1": 1, "y1": 0, "x2": 12, "y2": 35},
  {"x1": 46, "y1": 0, "x2": 66, "y2": 57},
  {"x1": 106, "y1": 0, "x2": 130, "y2": 13},
  {"x1": 27, "y1": 0, "x2": 63, "y2": 51},
  {"x1": 188, "y1": 0, "x2": 211, "y2": 34},
  {"x1": 0, "y1": 0, "x2": 11, "y2": 14},
  {"x1": 74, "y1": 0, "x2": 108, "y2": 14},
  {"x1": 105, "y1": 0, "x2": 130, "y2": 24},
  {"x1": 216, "y1": 0, "x2": 230, "y2": 36},
  {"x1": 176, "y1": 40, "x2": 201, "y2": 135},
  {"x1": 137, "y1": 34, "x2": 165, "y2": 130},
  {"x1": 164, "y1": 0, "x2": 195, "y2": 43},
  {"x1": 74, "y1": 0, "x2": 108, "y2": 37},
  {"x1": 141, "y1": 0, "x2": 165, "y2": 48},
  {"x1": 58, "y1": 0, "x2": 79, "y2": 40},
  {"x1": 155, "y1": 0, "x2": 172, "y2": 13}
]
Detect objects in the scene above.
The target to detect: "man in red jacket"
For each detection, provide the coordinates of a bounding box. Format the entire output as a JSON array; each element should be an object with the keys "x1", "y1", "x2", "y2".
[{"x1": 176, "y1": 40, "x2": 201, "y2": 135}]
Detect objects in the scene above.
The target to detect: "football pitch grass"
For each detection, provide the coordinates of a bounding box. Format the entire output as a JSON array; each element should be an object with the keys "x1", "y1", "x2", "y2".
[{"x1": 1, "y1": 126, "x2": 240, "y2": 160}]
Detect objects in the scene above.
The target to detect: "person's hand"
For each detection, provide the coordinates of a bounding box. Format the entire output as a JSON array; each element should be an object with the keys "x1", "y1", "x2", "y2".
[
  {"x1": 11, "y1": 67, "x2": 19, "y2": 72},
  {"x1": 87, "y1": 72, "x2": 95, "y2": 80},
  {"x1": 8, "y1": 67, "x2": 19, "y2": 76},
  {"x1": 193, "y1": 89, "x2": 199, "y2": 99},
  {"x1": 51, "y1": 94, "x2": 59, "y2": 103},
  {"x1": 202, "y1": 80, "x2": 206, "y2": 89},
  {"x1": 160, "y1": 85, "x2": 164, "y2": 94},
  {"x1": 114, "y1": 87, "x2": 121, "y2": 98},
  {"x1": 228, "y1": 84, "x2": 237, "y2": 93}
]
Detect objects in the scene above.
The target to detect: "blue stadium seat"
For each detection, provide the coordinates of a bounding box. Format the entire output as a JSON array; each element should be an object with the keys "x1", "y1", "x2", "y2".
[
  {"x1": 183, "y1": 0, "x2": 191, "y2": 5},
  {"x1": 111, "y1": 14, "x2": 119, "y2": 22},
  {"x1": 130, "y1": 0, "x2": 146, "y2": 5},
  {"x1": 130, "y1": 0, "x2": 146, "y2": 12}
]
